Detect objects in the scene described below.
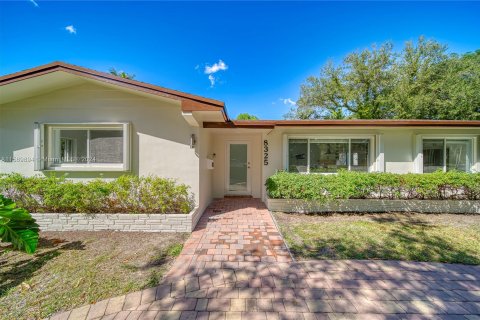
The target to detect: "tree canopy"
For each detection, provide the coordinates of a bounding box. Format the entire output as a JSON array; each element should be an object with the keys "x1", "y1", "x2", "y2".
[
  {"x1": 287, "y1": 37, "x2": 480, "y2": 120},
  {"x1": 109, "y1": 68, "x2": 136, "y2": 80},
  {"x1": 236, "y1": 113, "x2": 259, "y2": 120}
]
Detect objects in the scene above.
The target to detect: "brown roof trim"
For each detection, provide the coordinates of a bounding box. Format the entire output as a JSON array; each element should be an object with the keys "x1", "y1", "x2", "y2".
[
  {"x1": 274, "y1": 119, "x2": 480, "y2": 127},
  {"x1": 0, "y1": 61, "x2": 228, "y2": 119},
  {"x1": 204, "y1": 121, "x2": 275, "y2": 129},
  {"x1": 204, "y1": 119, "x2": 480, "y2": 128}
]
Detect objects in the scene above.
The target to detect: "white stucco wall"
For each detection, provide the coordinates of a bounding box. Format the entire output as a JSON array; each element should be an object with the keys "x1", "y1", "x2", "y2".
[
  {"x1": 210, "y1": 132, "x2": 263, "y2": 199},
  {"x1": 197, "y1": 128, "x2": 213, "y2": 212},
  {"x1": 0, "y1": 82, "x2": 203, "y2": 207}
]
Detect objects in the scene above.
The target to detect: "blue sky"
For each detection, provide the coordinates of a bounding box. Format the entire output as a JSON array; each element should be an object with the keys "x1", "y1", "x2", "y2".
[{"x1": 1, "y1": 1, "x2": 479, "y2": 119}]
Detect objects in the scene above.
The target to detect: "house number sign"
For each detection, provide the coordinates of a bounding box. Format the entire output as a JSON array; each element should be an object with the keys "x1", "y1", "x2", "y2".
[{"x1": 263, "y1": 140, "x2": 269, "y2": 165}]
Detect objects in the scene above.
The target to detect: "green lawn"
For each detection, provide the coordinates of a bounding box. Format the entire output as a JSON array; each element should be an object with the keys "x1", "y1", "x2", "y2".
[
  {"x1": 0, "y1": 231, "x2": 188, "y2": 320},
  {"x1": 274, "y1": 212, "x2": 480, "y2": 265}
]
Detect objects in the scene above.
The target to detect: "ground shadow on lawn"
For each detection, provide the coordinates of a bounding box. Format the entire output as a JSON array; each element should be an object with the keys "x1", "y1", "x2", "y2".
[
  {"x1": 288, "y1": 214, "x2": 480, "y2": 265},
  {"x1": 0, "y1": 237, "x2": 85, "y2": 297},
  {"x1": 372, "y1": 216, "x2": 479, "y2": 264}
]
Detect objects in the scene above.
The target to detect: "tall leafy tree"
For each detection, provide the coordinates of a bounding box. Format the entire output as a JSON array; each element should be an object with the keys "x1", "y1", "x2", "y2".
[
  {"x1": 390, "y1": 37, "x2": 450, "y2": 119},
  {"x1": 429, "y1": 50, "x2": 480, "y2": 120},
  {"x1": 289, "y1": 37, "x2": 480, "y2": 120},
  {"x1": 291, "y1": 42, "x2": 394, "y2": 119}
]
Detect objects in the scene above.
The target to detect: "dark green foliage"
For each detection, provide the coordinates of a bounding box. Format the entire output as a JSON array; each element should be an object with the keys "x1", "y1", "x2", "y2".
[
  {"x1": 266, "y1": 170, "x2": 480, "y2": 202},
  {"x1": 289, "y1": 37, "x2": 480, "y2": 120},
  {"x1": 0, "y1": 195, "x2": 39, "y2": 253},
  {"x1": 0, "y1": 174, "x2": 194, "y2": 214}
]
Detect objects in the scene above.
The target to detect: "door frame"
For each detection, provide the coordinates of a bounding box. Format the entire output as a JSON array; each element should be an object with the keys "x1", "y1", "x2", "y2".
[{"x1": 225, "y1": 140, "x2": 252, "y2": 195}]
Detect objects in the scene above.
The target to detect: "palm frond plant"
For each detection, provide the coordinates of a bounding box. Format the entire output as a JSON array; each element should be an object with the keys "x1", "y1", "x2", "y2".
[{"x1": 0, "y1": 195, "x2": 39, "y2": 254}]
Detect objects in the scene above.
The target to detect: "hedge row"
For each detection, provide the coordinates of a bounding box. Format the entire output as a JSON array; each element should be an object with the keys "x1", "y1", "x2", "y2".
[
  {"x1": 266, "y1": 170, "x2": 480, "y2": 202},
  {"x1": 0, "y1": 174, "x2": 195, "y2": 214}
]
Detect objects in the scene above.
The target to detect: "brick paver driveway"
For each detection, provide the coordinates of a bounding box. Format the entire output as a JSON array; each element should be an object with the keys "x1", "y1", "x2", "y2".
[{"x1": 51, "y1": 199, "x2": 480, "y2": 320}]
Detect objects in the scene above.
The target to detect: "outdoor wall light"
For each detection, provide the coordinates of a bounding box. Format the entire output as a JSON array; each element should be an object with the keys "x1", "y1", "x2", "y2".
[{"x1": 190, "y1": 134, "x2": 197, "y2": 149}]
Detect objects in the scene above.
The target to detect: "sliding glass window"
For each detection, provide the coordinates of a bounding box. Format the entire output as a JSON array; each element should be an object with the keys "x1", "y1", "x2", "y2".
[
  {"x1": 423, "y1": 138, "x2": 473, "y2": 173},
  {"x1": 288, "y1": 139, "x2": 308, "y2": 173},
  {"x1": 45, "y1": 124, "x2": 128, "y2": 170},
  {"x1": 288, "y1": 138, "x2": 371, "y2": 173}
]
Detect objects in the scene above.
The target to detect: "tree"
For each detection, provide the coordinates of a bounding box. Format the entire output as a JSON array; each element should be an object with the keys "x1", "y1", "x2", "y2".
[
  {"x1": 392, "y1": 44, "x2": 480, "y2": 120},
  {"x1": 292, "y1": 42, "x2": 394, "y2": 119},
  {"x1": 289, "y1": 37, "x2": 480, "y2": 120},
  {"x1": 390, "y1": 37, "x2": 450, "y2": 119},
  {"x1": 426, "y1": 50, "x2": 480, "y2": 120},
  {"x1": 109, "y1": 68, "x2": 136, "y2": 80},
  {"x1": 236, "y1": 113, "x2": 259, "y2": 120},
  {"x1": 0, "y1": 195, "x2": 39, "y2": 254}
]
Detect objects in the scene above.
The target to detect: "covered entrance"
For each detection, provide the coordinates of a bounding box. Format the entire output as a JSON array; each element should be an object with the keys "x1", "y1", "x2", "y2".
[
  {"x1": 209, "y1": 131, "x2": 264, "y2": 199},
  {"x1": 226, "y1": 141, "x2": 251, "y2": 195}
]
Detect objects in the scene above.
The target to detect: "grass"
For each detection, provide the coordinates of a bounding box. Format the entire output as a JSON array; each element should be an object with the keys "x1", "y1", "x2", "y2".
[
  {"x1": 274, "y1": 212, "x2": 480, "y2": 265},
  {"x1": 0, "y1": 231, "x2": 188, "y2": 320}
]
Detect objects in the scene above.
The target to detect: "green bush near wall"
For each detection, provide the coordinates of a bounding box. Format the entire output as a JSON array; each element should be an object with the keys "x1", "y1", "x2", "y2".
[
  {"x1": 0, "y1": 174, "x2": 195, "y2": 214},
  {"x1": 266, "y1": 171, "x2": 480, "y2": 202}
]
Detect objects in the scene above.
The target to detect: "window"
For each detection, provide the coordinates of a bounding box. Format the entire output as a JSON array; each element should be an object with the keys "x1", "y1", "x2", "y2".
[
  {"x1": 423, "y1": 138, "x2": 473, "y2": 173},
  {"x1": 287, "y1": 137, "x2": 371, "y2": 173},
  {"x1": 351, "y1": 139, "x2": 370, "y2": 172},
  {"x1": 310, "y1": 139, "x2": 348, "y2": 173},
  {"x1": 44, "y1": 123, "x2": 130, "y2": 171},
  {"x1": 288, "y1": 139, "x2": 308, "y2": 173}
]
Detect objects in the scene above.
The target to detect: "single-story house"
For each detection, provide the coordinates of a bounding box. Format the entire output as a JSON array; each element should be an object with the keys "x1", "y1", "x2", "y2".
[{"x1": 1, "y1": 62, "x2": 479, "y2": 214}]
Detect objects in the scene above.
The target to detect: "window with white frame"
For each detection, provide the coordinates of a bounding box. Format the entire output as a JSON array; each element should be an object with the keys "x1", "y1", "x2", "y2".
[
  {"x1": 422, "y1": 138, "x2": 474, "y2": 173},
  {"x1": 43, "y1": 123, "x2": 130, "y2": 171},
  {"x1": 287, "y1": 137, "x2": 371, "y2": 173}
]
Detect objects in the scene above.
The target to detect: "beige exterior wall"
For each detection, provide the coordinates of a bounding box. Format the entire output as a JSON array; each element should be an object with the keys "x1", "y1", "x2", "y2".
[{"x1": 0, "y1": 82, "x2": 203, "y2": 206}]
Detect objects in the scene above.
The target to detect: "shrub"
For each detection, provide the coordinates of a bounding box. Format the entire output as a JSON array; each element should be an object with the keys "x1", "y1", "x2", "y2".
[
  {"x1": 266, "y1": 170, "x2": 480, "y2": 202},
  {"x1": 0, "y1": 174, "x2": 195, "y2": 214}
]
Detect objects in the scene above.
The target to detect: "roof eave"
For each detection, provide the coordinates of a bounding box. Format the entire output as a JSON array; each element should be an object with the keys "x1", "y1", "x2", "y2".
[
  {"x1": 0, "y1": 61, "x2": 229, "y2": 119},
  {"x1": 203, "y1": 120, "x2": 480, "y2": 129}
]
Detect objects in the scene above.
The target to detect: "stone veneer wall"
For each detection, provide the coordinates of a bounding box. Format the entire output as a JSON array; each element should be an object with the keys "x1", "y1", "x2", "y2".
[
  {"x1": 32, "y1": 207, "x2": 201, "y2": 233},
  {"x1": 267, "y1": 198, "x2": 480, "y2": 214}
]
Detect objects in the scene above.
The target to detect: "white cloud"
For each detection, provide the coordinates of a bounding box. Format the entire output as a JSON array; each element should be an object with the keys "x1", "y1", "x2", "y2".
[
  {"x1": 29, "y1": 0, "x2": 39, "y2": 7},
  {"x1": 208, "y1": 74, "x2": 216, "y2": 87},
  {"x1": 65, "y1": 25, "x2": 77, "y2": 34},
  {"x1": 281, "y1": 98, "x2": 296, "y2": 106},
  {"x1": 204, "y1": 60, "x2": 228, "y2": 74},
  {"x1": 201, "y1": 59, "x2": 228, "y2": 87}
]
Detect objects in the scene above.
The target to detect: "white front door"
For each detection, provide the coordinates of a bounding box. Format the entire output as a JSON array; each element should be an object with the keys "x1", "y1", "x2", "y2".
[{"x1": 226, "y1": 141, "x2": 251, "y2": 195}]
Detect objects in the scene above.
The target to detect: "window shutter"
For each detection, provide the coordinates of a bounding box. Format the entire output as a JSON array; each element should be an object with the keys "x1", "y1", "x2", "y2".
[{"x1": 33, "y1": 122, "x2": 44, "y2": 171}]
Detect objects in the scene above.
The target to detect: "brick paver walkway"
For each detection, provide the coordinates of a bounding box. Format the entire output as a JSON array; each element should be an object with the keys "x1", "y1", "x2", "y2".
[{"x1": 50, "y1": 199, "x2": 480, "y2": 320}]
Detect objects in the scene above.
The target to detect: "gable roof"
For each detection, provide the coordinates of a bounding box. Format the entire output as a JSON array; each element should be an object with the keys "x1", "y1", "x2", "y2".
[{"x1": 0, "y1": 61, "x2": 228, "y2": 119}]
